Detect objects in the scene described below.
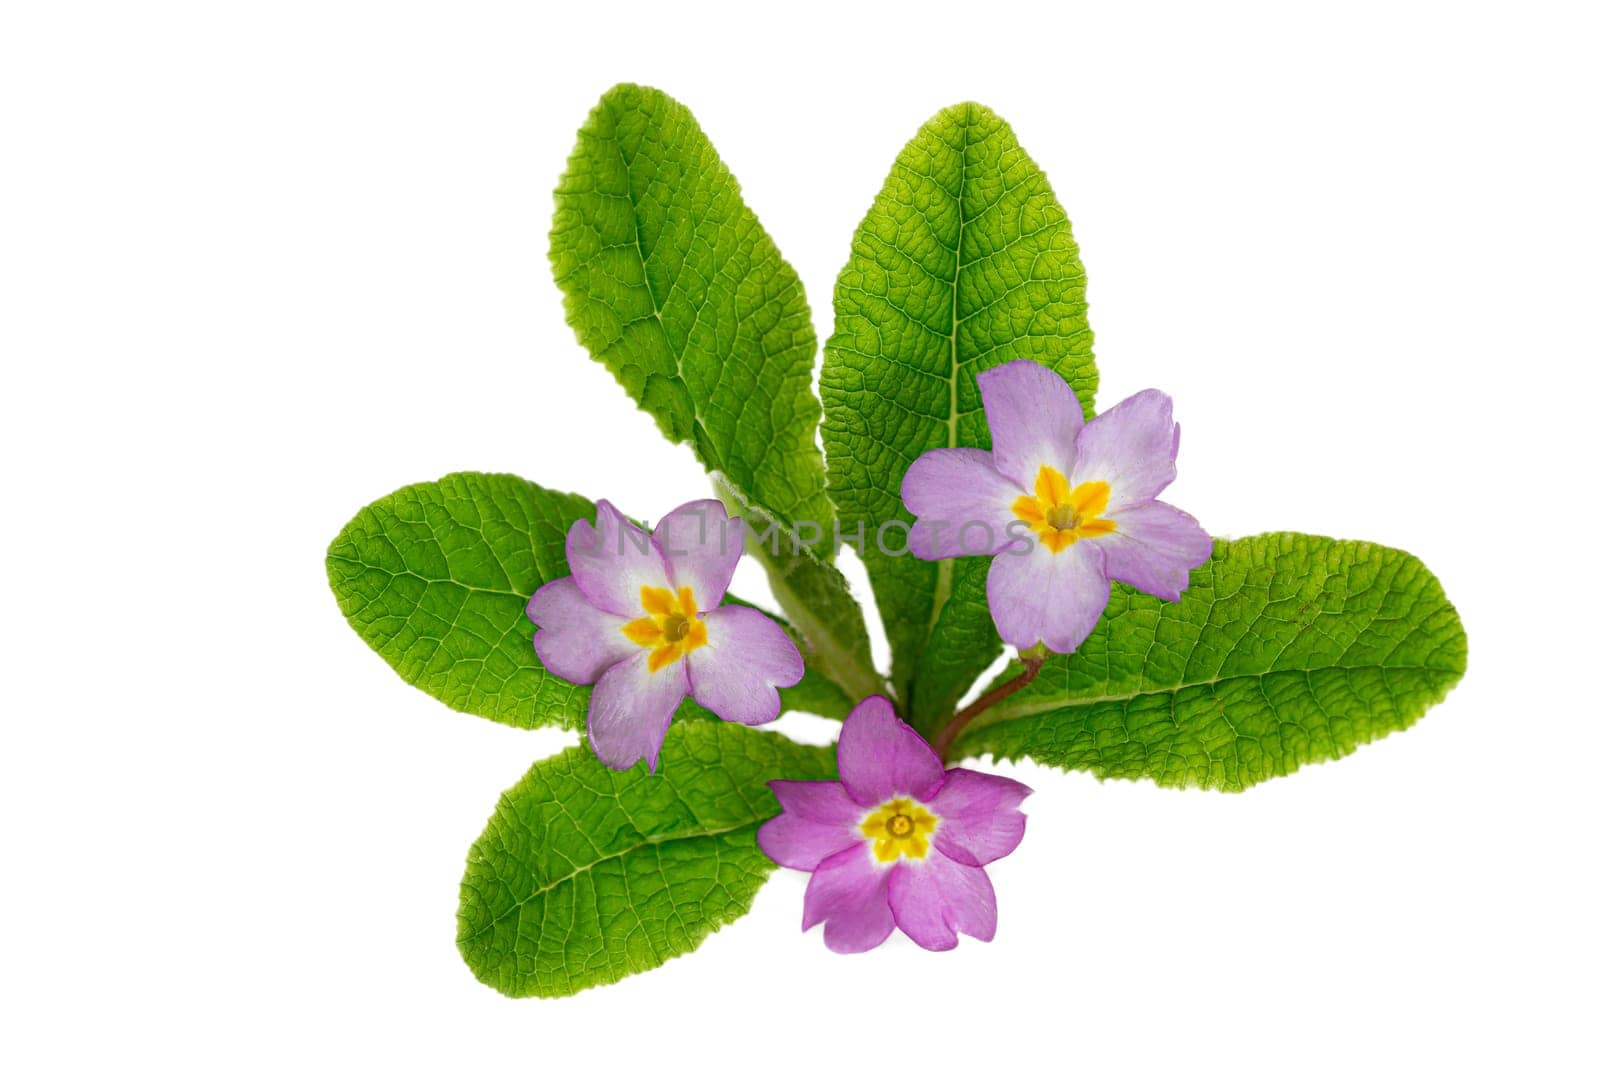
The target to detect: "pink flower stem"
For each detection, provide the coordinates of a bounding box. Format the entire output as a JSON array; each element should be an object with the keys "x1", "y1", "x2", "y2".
[{"x1": 933, "y1": 656, "x2": 1045, "y2": 763}]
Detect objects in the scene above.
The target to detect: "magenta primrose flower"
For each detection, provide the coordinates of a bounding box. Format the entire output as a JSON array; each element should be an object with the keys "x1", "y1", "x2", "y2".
[
  {"x1": 902, "y1": 358, "x2": 1212, "y2": 653},
  {"x1": 527, "y1": 499, "x2": 803, "y2": 772},
  {"x1": 759, "y1": 697, "x2": 1031, "y2": 953}
]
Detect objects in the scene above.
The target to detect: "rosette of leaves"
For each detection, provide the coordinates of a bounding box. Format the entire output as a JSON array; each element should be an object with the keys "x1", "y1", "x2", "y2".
[{"x1": 327, "y1": 84, "x2": 1467, "y2": 997}]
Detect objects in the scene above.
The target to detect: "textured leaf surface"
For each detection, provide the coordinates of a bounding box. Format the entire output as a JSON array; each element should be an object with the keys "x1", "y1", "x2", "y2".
[
  {"x1": 550, "y1": 83, "x2": 829, "y2": 538},
  {"x1": 327, "y1": 472, "x2": 594, "y2": 729},
  {"x1": 458, "y1": 722, "x2": 836, "y2": 998},
  {"x1": 953, "y1": 534, "x2": 1468, "y2": 790},
  {"x1": 821, "y1": 102, "x2": 1097, "y2": 726},
  {"x1": 551, "y1": 83, "x2": 882, "y2": 699},
  {"x1": 328, "y1": 472, "x2": 850, "y2": 727}
]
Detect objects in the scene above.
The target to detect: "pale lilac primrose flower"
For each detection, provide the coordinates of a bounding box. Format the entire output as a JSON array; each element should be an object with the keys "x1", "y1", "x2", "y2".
[
  {"x1": 902, "y1": 358, "x2": 1212, "y2": 654},
  {"x1": 758, "y1": 697, "x2": 1030, "y2": 953},
  {"x1": 526, "y1": 499, "x2": 803, "y2": 772}
]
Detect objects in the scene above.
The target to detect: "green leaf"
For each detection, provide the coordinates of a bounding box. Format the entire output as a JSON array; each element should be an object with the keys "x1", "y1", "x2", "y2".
[
  {"x1": 457, "y1": 721, "x2": 835, "y2": 998},
  {"x1": 821, "y1": 101, "x2": 1097, "y2": 729},
  {"x1": 550, "y1": 83, "x2": 830, "y2": 540},
  {"x1": 550, "y1": 83, "x2": 883, "y2": 700},
  {"x1": 326, "y1": 472, "x2": 595, "y2": 730},
  {"x1": 327, "y1": 472, "x2": 849, "y2": 727},
  {"x1": 951, "y1": 534, "x2": 1468, "y2": 791}
]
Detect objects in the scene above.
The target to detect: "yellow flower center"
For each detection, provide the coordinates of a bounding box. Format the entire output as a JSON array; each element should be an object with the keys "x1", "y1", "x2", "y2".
[
  {"x1": 620, "y1": 585, "x2": 708, "y2": 672},
  {"x1": 860, "y1": 797, "x2": 939, "y2": 864},
  {"x1": 1011, "y1": 465, "x2": 1116, "y2": 554}
]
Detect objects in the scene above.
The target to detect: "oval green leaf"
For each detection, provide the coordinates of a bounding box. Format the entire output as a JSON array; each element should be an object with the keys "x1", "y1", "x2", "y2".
[
  {"x1": 953, "y1": 533, "x2": 1468, "y2": 790},
  {"x1": 457, "y1": 721, "x2": 835, "y2": 997},
  {"x1": 326, "y1": 472, "x2": 594, "y2": 729},
  {"x1": 821, "y1": 101, "x2": 1098, "y2": 729},
  {"x1": 551, "y1": 82, "x2": 880, "y2": 702},
  {"x1": 327, "y1": 472, "x2": 853, "y2": 728}
]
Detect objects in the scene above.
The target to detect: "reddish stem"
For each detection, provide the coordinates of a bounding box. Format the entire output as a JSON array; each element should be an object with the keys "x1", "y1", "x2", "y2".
[{"x1": 933, "y1": 656, "x2": 1045, "y2": 762}]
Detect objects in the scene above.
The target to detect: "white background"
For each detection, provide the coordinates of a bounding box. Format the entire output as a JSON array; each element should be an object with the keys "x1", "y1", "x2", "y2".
[{"x1": 4, "y1": 2, "x2": 1596, "y2": 1063}]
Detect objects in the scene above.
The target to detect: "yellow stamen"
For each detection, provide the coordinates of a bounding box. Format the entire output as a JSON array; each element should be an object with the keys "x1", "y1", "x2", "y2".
[
  {"x1": 1011, "y1": 465, "x2": 1116, "y2": 554},
  {"x1": 621, "y1": 585, "x2": 708, "y2": 673},
  {"x1": 860, "y1": 797, "x2": 939, "y2": 864}
]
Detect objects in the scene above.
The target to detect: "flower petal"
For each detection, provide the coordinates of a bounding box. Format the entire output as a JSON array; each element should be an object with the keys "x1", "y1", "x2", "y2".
[
  {"x1": 1071, "y1": 389, "x2": 1179, "y2": 508},
  {"x1": 837, "y1": 696, "x2": 945, "y2": 807},
  {"x1": 1096, "y1": 501, "x2": 1213, "y2": 601},
  {"x1": 928, "y1": 768, "x2": 1031, "y2": 866},
  {"x1": 902, "y1": 448, "x2": 1020, "y2": 560},
  {"x1": 684, "y1": 605, "x2": 802, "y2": 725},
  {"x1": 802, "y1": 842, "x2": 895, "y2": 954},
  {"x1": 887, "y1": 848, "x2": 998, "y2": 951},
  {"x1": 525, "y1": 577, "x2": 636, "y2": 685},
  {"x1": 565, "y1": 499, "x2": 671, "y2": 617},
  {"x1": 977, "y1": 359, "x2": 1084, "y2": 487},
  {"x1": 584, "y1": 649, "x2": 688, "y2": 772},
  {"x1": 758, "y1": 780, "x2": 862, "y2": 872},
  {"x1": 652, "y1": 498, "x2": 743, "y2": 607},
  {"x1": 986, "y1": 540, "x2": 1110, "y2": 653},
  {"x1": 771, "y1": 779, "x2": 861, "y2": 825}
]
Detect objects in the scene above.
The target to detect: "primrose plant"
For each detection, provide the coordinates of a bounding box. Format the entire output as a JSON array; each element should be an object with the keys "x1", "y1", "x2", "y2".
[{"x1": 327, "y1": 84, "x2": 1468, "y2": 997}]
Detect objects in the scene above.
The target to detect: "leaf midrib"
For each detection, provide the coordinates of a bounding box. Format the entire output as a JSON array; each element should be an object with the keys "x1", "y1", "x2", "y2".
[
  {"x1": 327, "y1": 553, "x2": 531, "y2": 601},
  {"x1": 598, "y1": 94, "x2": 829, "y2": 537},
  {"x1": 613, "y1": 121, "x2": 711, "y2": 450},
  {"x1": 460, "y1": 809, "x2": 770, "y2": 943},
  {"x1": 924, "y1": 109, "x2": 975, "y2": 657},
  {"x1": 970, "y1": 661, "x2": 1458, "y2": 733}
]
